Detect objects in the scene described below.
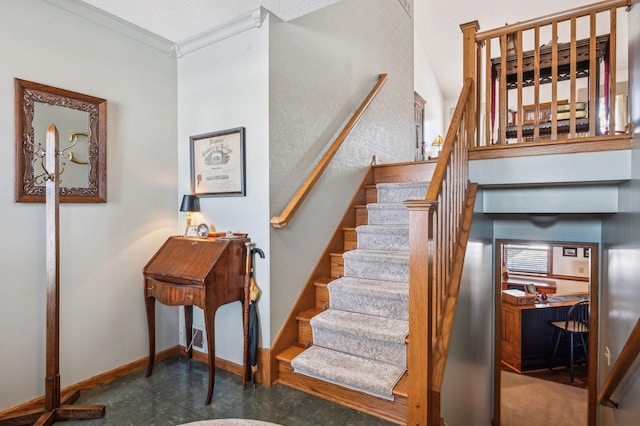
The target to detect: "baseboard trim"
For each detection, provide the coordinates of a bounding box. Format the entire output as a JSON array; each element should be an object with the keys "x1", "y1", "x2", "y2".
[{"x1": 0, "y1": 344, "x2": 274, "y2": 417}]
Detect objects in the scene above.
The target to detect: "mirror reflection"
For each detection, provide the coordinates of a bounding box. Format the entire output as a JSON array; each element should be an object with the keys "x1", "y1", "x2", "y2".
[
  {"x1": 32, "y1": 102, "x2": 89, "y2": 189},
  {"x1": 15, "y1": 79, "x2": 107, "y2": 203}
]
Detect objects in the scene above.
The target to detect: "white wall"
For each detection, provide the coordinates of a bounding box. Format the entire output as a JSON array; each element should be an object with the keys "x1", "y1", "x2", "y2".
[
  {"x1": 176, "y1": 15, "x2": 271, "y2": 360},
  {"x1": 414, "y1": 30, "x2": 445, "y2": 148},
  {"x1": 0, "y1": 0, "x2": 178, "y2": 410},
  {"x1": 268, "y1": 0, "x2": 415, "y2": 342}
]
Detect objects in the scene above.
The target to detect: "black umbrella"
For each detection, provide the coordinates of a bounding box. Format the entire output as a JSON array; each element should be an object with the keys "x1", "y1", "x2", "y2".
[{"x1": 243, "y1": 245, "x2": 264, "y2": 388}]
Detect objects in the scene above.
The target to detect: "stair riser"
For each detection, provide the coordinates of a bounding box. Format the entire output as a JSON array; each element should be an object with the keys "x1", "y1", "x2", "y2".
[
  {"x1": 330, "y1": 254, "x2": 344, "y2": 278},
  {"x1": 315, "y1": 285, "x2": 329, "y2": 310},
  {"x1": 357, "y1": 230, "x2": 409, "y2": 251},
  {"x1": 365, "y1": 187, "x2": 377, "y2": 204},
  {"x1": 377, "y1": 185, "x2": 428, "y2": 203},
  {"x1": 344, "y1": 257, "x2": 408, "y2": 282},
  {"x1": 355, "y1": 208, "x2": 368, "y2": 226},
  {"x1": 298, "y1": 321, "x2": 313, "y2": 347},
  {"x1": 343, "y1": 229, "x2": 357, "y2": 251}
]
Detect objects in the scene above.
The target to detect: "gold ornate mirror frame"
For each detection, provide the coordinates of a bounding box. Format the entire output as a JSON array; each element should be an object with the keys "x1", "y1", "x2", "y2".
[{"x1": 15, "y1": 79, "x2": 107, "y2": 203}]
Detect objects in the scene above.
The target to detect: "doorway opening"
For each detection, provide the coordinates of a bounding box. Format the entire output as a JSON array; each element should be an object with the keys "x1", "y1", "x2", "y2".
[{"x1": 493, "y1": 239, "x2": 599, "y2": 426}]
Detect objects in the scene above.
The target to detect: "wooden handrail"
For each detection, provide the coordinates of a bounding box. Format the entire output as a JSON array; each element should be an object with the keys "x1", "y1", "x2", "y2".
[
  {"x1": 475, "y1": 0, "x2": 631, "y2": 41},
  {"x1": 598, "y1": 318, "x2": 640, "y2": 408},
  {"x1": 425, "y1": 79, "x2": 473, "y2": 202},
  {"x1": 406, "y1": 77, "x2": 474, "y2": 425},
  {"x1": 270, "y1": 74, "x2": 388, "y2": 229}
]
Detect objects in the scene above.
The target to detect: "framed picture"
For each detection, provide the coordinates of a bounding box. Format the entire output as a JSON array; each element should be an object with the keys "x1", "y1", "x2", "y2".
[
  {"x1": 563, "y1": 247, "x2": 577, "y2": 257},
  {"x1": 190, "y1": 127, "x2": 246, "y2": 197},
  {"x1": 584, "y1": 248, "x2": 590, "y2": 258}
]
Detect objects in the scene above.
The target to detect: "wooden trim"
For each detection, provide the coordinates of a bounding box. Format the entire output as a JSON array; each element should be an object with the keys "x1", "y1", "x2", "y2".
[
  {"x1": 270, "y1": 74, "x2": 388, "y2": 229},
  {"x1": 598, "y1": 319, "x2": 640, "y2": 407},
  {"x1": 469, "y1": 136, "x2": 631, "y2": 160},
  {"x1": 493, "y1": 241, "x2": 600, "y2": 426},
  {"x1": 475, "y1": 0, "x2": 631, "y2": 41},
  {"x1": 0, "y1": 346, "x2": 180, "y2": 420}
]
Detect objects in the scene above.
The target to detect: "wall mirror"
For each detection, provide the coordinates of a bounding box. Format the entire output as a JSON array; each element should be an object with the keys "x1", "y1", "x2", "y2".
[{"x1": 15, "y1": 79, "x2": 107, "y2": 203}]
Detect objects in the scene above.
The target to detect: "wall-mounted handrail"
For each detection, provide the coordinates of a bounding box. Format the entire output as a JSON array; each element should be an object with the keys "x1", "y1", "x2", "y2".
[
  {"x1": 598, "y1": 318, "x2": 640, "y2": 408},
  {"x1": 270, "y1": 74, "x2": 388, "y2": 229}
]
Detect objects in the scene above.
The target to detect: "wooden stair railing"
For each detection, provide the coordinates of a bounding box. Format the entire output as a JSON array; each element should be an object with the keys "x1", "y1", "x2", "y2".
[
  {"x1": 468, "y1": 0, "x2": 633, "y2": 157},
  {"x1": 598, "y1": 318, "x2": 640, "y2": 408},
  {"x1": 270, "y1": 73, "x2": 388, "y2": 229},
  {"x1": 406, "y1": 76, "x2": 475, "y2": 426}
]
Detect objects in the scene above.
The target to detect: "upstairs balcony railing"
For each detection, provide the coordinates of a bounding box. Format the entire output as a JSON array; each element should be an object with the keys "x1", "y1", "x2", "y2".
[{"x1": 467, "y1": 0, "x2": 633, "y2": 159}]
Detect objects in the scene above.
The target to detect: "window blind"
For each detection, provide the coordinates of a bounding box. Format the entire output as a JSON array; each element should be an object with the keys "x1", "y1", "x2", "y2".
[{"x1": 504, "y1": 244, "x2": 551, "y2": 274}]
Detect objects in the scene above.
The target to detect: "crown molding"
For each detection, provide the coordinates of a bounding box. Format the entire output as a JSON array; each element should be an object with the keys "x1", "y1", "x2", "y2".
[
  {"x1": 43, "y1": 0, "x2": 174, "y2": 54},
  {"x1": 174, "y1": 8, "x2": 264, "y2": 58}
]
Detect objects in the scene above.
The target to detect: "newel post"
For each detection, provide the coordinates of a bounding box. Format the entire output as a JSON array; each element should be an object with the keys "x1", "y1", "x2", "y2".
[
  {"x1": 406, "y1": 200, "x2": 437, "y2": 425},
  {"x1": 460, "y1": 21, "x2": 479, "y2": 147}
]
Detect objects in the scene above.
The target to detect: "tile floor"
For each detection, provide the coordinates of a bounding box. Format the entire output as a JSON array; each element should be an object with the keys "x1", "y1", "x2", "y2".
[{"x1": 57, "y1": 355, "x2": 395, "y2": 426}]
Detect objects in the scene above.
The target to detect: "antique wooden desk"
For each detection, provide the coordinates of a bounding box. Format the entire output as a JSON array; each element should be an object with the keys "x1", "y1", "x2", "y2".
[{"x1": 143, "y1": 236, "x2": 249, "y2": 404}]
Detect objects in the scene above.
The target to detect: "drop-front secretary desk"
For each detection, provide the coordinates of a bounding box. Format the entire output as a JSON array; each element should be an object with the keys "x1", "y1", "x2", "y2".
[{"x1": 143, "y1": 235, "x2": 249, "y2": 405}]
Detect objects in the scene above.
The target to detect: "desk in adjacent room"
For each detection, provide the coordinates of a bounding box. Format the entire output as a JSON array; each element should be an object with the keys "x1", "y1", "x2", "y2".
[{"x1": 501, "y1": 294, "x2": 588, "y2": 372}]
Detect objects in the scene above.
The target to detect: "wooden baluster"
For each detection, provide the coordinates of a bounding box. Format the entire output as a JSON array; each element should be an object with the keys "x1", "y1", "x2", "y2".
[
  {"x1": 485, "y1": 40, "x2": 492, "y2": 145},
  {"x1": 609, "y1": 6, "x2": 617, "y2": 134},
  {"x1": 551, "y1": 21, "x2": 559, "y2": 140},
  {"x1": 499, "y1": 34, "x2": 507, "y2": 144},
  {"x1": 570, "y1": 17, "x2": 577, "y2": 138},
  {"x1": 533, "y1": 27, "x2": 541, "y2": 141},
  {"x1": 589, "y1": 14, "x2": 597, "y2": 135},
  {"x1": 517, "y1": 30, "x2": 523, "y2": 142}
]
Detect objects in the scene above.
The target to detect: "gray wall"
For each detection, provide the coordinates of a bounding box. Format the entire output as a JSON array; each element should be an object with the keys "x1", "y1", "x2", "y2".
[
  {"x1": 268, "y1": 0, "x2": 415, "y2": 341},
  {"x1": 441, "y1": 189, "x2": 494, "y2": 425},
  {"x1": 0, "y1": 0, "x2": 178, "y2": 410},
  {"x1": 598, "y1": 4, "x2": 640, "y2": 424}
]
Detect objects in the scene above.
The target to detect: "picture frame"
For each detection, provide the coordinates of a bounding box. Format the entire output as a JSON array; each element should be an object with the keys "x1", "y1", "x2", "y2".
[
  {"x1": 190, "y1": 127, "x2": 246, "y2": 197},
  {"x1": 563, "y1": 247, "x2": 577, "y2": 257},
  {"x1": 584, "y1": 248, "x2": 590, "y2": 258}
]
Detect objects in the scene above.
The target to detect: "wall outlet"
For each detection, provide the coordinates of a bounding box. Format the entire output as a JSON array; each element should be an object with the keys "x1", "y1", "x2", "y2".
[{"x1": 192, "y1": 325, "x2": 206, "y2": 351}]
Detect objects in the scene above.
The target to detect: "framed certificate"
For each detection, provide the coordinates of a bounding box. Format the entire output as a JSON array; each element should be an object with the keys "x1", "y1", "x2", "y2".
[{"x1": 190, "y1": 127, "x2": 246, "y2": 197}]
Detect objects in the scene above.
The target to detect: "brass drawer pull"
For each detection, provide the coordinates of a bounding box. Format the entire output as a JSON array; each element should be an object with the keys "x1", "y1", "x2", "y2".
[
  {"x1": 186, "y1": 294, "x2": 194, "y2": 299},
  {"x1": 147, "y1": 286, "x2": 155, "y2": 290}
]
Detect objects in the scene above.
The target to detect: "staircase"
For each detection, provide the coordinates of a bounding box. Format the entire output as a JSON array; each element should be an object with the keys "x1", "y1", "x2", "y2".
[{"x1": 276, "y1": 161, "x2": 436, "y2": 424}]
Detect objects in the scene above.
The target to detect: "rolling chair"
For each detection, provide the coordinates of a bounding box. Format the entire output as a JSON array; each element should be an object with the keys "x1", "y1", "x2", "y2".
[{"x1": 549, "y1": 300, "x2": 589, "y2": 381}]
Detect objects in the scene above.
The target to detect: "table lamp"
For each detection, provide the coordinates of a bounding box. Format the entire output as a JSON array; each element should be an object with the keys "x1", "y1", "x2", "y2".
[{"x1": 180, "y1": 194, "x2": 200, "y2": 235}]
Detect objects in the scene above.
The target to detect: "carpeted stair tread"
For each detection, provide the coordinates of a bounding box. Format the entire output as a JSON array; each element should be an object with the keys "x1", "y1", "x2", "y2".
[
  {"x1": 291, "y1": 345, "x2": 406, "y2": 401},
  {"x1": 328, "y1": 276, "x2": 408, "y2": 320},
  {"x1": 376, "y1": 181, "x2": 430, "y2": 203},
  {"x1": 310, "y1": 309, "x2": 407, "y2": 366},
  {"x1": 311, "y1": 309, "x2": 408, "y2": 344},
  {"x1": 356, "y1": 224, "x2": 409, "y2": 251},
  {"x1": 343, "y1": 249, "x2": 409, "y2": 282},
  {"x1": 366, "y1": 203, "x2": 409, "y2": 225}
]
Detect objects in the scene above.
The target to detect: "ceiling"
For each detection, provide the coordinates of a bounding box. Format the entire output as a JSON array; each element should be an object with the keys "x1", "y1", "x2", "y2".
[{"x1": 76, "y1": 0, "x2": 628, "y2": 102}]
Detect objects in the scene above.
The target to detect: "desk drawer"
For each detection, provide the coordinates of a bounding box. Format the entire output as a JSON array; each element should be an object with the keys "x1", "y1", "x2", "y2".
[{"x1": 146, "y1": 279, "x2": 203, "y2": 307}]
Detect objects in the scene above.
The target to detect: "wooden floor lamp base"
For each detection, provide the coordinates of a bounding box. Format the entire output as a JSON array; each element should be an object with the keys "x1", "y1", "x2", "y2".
[{"x1": 0, "y1": 389, "x2": 104, "y2": 426}]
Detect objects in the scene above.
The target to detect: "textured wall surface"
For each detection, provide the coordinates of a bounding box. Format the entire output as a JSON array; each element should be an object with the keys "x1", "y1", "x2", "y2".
[{"x1": 268, "y1": 0, "x2": 414, "y2": 342}]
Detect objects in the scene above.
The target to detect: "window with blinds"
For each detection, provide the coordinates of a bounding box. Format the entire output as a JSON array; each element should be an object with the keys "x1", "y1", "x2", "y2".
[{"x1": 503, "y1": 244, "x2": 551, "y2": 275}]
